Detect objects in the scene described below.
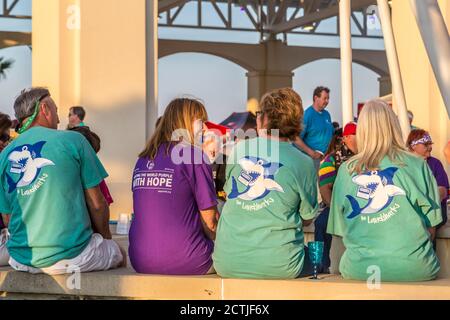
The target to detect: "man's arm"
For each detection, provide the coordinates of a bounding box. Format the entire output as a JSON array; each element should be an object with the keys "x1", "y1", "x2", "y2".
[
  {"x1": 293, "y1": 137, "x2": 322, "y2": 160},
  {"x1": 320, "y1": 184, "x2": 333, "y2": 207},
  {"x1": 85, "y1": 186, "x2": 112, "y2": 239},
  {"x1": 200, "y1": 206, "x2": 219, "y2": 241}
]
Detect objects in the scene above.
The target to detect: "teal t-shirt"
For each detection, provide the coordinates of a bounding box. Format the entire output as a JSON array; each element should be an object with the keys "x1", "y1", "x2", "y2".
[
  {"x1": 300, "y1": 106, "x2": 334, "y2": 154},
  {"x1": 327, "y1": 153, "x2": 442, "y2": 282},
  {"x1": 213, "y1": 137, "x2": 319, "y2": 279},
  {"x1": 0, "y1": 126, "x2": 108, "y2": 268}
]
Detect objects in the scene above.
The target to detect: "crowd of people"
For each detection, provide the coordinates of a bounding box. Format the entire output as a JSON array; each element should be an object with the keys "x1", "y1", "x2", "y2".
[{"x1": 0, "y1": 86, "x2": 448, "y2": 282}]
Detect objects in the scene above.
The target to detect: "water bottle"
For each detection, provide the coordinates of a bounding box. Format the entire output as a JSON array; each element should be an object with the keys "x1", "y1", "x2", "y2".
[{"x1": 116, "y1": 213, "x2": 130, "y2": 235}]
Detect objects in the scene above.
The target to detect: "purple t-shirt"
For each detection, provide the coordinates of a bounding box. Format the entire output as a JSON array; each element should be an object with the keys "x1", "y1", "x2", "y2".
[
  {"x1": 129, "y1": 142, "x2": 217, "y2": 275},
  {"x1": 427, "y1": 156, "x2": 449, "y2": 226}
]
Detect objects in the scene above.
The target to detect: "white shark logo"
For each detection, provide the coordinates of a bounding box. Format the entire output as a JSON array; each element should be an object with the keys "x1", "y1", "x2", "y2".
[
  {"x1": 346, "y1": 167, "x2": 406, "y2": 219},
  {"x1": 8, "y1": 145, "x2": 55, "y2": 188},
  {"x1": 228, "y1": 156, "x2": 284, "y2": 201}
]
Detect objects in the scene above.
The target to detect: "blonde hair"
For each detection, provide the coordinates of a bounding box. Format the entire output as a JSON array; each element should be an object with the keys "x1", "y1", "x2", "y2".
[
  {"x1": 139, "y1": 98, "x2": 208, "y2": 159},
  {"x1": 348, "y1": 99, "x2": 408, "y2": 174},
  {"x1": 259, "y1": 87, "x2": 303, "y2": 140}
]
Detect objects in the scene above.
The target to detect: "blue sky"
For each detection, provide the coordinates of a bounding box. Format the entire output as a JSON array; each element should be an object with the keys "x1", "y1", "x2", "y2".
[{"x1": 1, "y1": 1, "x2": 385, "y2": 124}]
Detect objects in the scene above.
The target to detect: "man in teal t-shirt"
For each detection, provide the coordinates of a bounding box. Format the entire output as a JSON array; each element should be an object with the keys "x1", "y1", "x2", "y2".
[
  {"x1": 0, "y1": 88, "x2": 124, "y2": 273},
  {"x1": 213, "y1": 137, "x2": 318, "y2": 279},
  {"x1": 327, "y1": 153, "x2": 442, "y2": 282}
]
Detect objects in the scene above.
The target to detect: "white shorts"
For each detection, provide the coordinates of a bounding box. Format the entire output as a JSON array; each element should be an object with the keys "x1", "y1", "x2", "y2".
[
  {"x1": 9, "y1": 233, "x2": 124, "y2": 275},
  {"x1": 0, "y1": 229, "x2": 10, "y2": 266}
]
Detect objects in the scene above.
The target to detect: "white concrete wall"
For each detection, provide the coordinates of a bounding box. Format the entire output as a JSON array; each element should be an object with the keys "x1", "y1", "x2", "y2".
[
  {"x1": 392, "y1": 0, "x2": 450, "y2": 173},
  {"x1": 33, "y1": 0, "x2": 148, "y2": 219}
]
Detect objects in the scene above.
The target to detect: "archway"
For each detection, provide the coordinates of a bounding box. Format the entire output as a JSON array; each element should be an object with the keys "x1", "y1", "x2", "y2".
[{"x1": 159, "y1": 52, "x2": 248, "y2": 123}]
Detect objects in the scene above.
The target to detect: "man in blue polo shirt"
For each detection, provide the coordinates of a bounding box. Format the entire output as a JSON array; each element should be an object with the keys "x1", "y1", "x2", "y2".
[{"x1": 294, "y1": 86, "x2": 334, "y2": 171}]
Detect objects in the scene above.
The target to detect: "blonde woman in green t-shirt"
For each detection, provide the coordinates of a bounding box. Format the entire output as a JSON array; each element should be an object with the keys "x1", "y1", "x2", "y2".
[{"x1": 327, "y1": 99, "x2": 441, "y2": 282}]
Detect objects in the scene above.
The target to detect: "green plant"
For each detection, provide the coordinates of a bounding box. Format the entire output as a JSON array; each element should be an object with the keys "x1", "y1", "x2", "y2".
[{"x1": 0, "y1": 57, "x2": 14, "y2": 80}]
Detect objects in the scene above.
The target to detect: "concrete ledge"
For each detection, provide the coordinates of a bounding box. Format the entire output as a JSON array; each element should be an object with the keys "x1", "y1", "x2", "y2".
[
  {"x1": 0, "y1": 267, "x2": 221, "y2": 300},
  {"x1": 2, "y1": 216, "x2": 450, "y2": 300},
  {"x1": 222, "y1": 276, "x2": 450, "y2": 300},
  {"x1": 2, "y1": 266, "x2": 450, "y2": 300}
]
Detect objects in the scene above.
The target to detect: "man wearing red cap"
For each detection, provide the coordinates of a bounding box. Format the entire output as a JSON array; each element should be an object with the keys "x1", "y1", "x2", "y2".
[
  {"x1": 314, "y1": 122, "x2": 357, "y2": 273},
  {"x1": 342, "y1": 122, "x2": 357, "y2": 152}
]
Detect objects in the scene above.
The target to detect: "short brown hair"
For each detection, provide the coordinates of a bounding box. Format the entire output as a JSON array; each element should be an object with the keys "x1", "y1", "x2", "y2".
[
  {"x1": 70, "y1": 106, "x2": 86, "y2": 121},
  {"x1": 313, "y1": 86, "x2": 330, "y2": 101},
  {"x1": 259, "y1": 88, "x2": 303, "y2": 140}
]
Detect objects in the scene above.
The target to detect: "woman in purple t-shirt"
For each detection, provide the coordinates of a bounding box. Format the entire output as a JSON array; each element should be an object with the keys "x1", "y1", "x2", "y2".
[
  {"x1": 129, "y1": 98, "x2": 219, "y2": 275},
  {"x1": 407, "y1": 129, "x2": 449, "y2": 230}
]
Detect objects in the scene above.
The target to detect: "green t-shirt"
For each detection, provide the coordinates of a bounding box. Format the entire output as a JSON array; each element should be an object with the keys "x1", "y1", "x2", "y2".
[
  {"x1": 213, "y1": 137, "x2": 318, "y2": 279},
  {"x1": 0, "y1": 126, "x2": 108, "y2": 268},
  {"x1": 327, "y1": 153, "x2": 442, "y2": 282}
]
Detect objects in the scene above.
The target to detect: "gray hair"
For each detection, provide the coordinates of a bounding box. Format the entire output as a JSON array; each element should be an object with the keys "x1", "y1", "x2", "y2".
[{"x1": 14, "y1": 87, "x2": 50, "y2": 122}]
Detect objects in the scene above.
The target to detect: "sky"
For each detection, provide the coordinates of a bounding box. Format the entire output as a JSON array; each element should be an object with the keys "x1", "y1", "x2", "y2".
[{"x1": 0, "y1": 0, "x2": 385, "y2": 125}]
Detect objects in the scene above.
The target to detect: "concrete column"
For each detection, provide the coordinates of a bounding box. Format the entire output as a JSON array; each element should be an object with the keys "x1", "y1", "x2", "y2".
[
  {"x1": 410, "y1": 0, "x2": 450, "y2": 117},
  {"x1": 32, "y1": 0, "x2": 148, "y2": 219},
  {"x1": 146, "y1": 0, "x2": 158, "y2": 139},
  {"x1": 339, "y1": 0, "x2": 354, "y2": 125},
  {"x1": 246, "y1": 70, "x2": 294, "y2": 106},
  {"x1": 378, "y1": 76, "x2": 392, "y2": 97},
  {"x1": 247, "y1": 71, "x2": 265, "y2": 105},
  {"x1": 377, "y1": 0, "x2": 411, "y2": 140}
]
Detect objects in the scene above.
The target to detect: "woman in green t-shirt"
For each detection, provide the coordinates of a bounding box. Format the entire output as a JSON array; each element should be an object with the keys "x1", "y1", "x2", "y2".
[
  {"x1": 213, "y1": 88, "x2": 319, "y2": 279},
  {"x1": 327, "y1": 99, "x2": 442, "y2": 282}
]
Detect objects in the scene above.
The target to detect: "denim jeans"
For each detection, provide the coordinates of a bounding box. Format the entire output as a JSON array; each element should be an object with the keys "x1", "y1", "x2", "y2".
[{"x1": 314, "y1": 207, "x2": 332, "y2": 271}]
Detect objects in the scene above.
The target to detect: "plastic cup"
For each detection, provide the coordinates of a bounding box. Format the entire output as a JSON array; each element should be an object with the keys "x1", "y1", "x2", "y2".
[
  {"x1": 116, "y1": 213, "x2": 130, "y2": 235},
  {"x1": 308, "y1": 241, "x2": 324, "y2": 280}
]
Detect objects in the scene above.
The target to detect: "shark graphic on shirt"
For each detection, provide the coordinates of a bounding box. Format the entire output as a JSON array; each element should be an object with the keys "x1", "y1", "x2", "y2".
[
  {"x1": 228, "y1": 156, "x2": 284, "y2": 201},
  {"x1": 346, "y1": 167, "x2": 406, "y2": 219},
  {"x1": 6, "y1": 141, "x2": 54, "y2": 193}
]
